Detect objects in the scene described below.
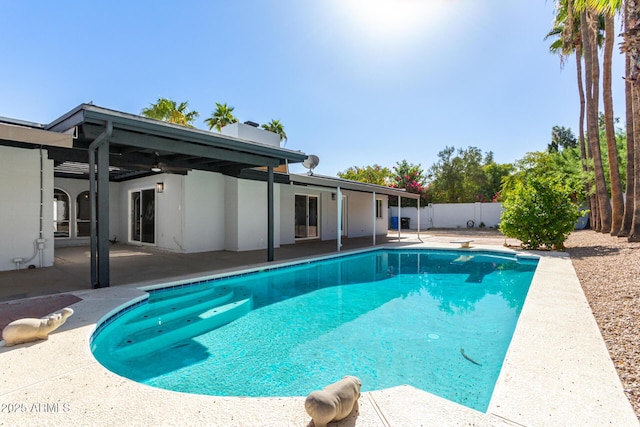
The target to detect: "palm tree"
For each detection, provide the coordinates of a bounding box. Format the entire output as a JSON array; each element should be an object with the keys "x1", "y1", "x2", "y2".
[
  {"x1": 620, "y1": 0, "x2": 640, "y2": 241},
  {"x1": 601, "y1": 4, "x2": 625, "y2": 235},
  {"x1": 579, "y1": 5, "x2": 613, "y2": 232},
  {"x1": 548, "y1": 0, "x2": 595, "y2": 226},
  {"x1": 620, "y1": 33, "x2": 636, "y2": 236},
  {"x1": 204, "y1": 102, "x2": 238, "y2": 132},
  {"x1": 261, "y1": 119, "x2": 288, "y2": 145},
  {"x1": 140, "y1": 98, "x2": 199, "y2": 127}
]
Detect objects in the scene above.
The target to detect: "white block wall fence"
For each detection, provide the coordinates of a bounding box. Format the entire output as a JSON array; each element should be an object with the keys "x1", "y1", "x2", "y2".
[{"x1": 389, "y1": 202, "x2": 504, "y2": 230}]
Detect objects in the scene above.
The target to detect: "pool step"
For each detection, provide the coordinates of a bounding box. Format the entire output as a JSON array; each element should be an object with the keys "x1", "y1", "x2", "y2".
[
  {"x1": 147, "y1": 282, "x2": 221, "y2": 303},
  {"x1": 113, "y1": 287, "x2": 253, "y2": 359},
  {"x1": 124, "y1": 285, "x2": 235, "y2": 330}
]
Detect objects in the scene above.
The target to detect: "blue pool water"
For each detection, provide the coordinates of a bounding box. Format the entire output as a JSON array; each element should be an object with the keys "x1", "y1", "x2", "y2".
[{"x1": 91, "y1": 249, "x2": 538, "y2": 412}]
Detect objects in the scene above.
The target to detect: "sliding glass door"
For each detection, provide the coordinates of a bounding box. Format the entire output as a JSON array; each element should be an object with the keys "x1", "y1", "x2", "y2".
[
  {"x1": 295, "y1": 194, "x2": 318, "y2": 239},
  {"x1": 130, "y1": 189, "x2": 155, "y2": 244}
]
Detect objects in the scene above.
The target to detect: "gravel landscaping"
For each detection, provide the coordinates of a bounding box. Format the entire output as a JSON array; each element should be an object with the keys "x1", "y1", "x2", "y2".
[{"x1": 565, "y1": 230, "x2": 640, "y2": 419}]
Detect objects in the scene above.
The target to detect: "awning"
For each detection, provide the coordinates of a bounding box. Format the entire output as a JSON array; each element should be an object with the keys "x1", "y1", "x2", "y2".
[{"x1": 289, "y1": 173, "x2": 422, "y2": 199}]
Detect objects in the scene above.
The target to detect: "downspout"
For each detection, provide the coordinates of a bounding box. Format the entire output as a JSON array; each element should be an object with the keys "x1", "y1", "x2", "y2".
[
  {"x1": 89, "y1": 121, "x2": 113, "y2": 287},
  {"x1": 14, "y1": 147, "x2": 46, "y2": 269},
  {"x1": 38, "y1": 147, "x2": 44, "y2": 267}
]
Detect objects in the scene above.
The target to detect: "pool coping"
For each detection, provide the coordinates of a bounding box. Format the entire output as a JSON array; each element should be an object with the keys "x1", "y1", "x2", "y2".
[{"x1": 0, "y1": 242, "x2": 637, "y2": 426}]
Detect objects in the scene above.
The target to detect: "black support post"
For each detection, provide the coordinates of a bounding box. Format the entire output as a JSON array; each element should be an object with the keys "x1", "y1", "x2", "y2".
[
  {"x1": 89, "y1": 121, "x2": 112, "y2": 289},
  {"x1": 267, "y1": 165, "x2": 274, "y2": 261},
  {"x1": 96, "y1": 141, "x2": 110, "y2": 287}
]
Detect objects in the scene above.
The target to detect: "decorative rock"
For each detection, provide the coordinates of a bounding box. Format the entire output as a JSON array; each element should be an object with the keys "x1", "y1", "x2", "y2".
[
  {"x1": 2, "y1": 307, "x2": 74, "y2": 347},
  {"x1": 304, "y1": 376, "x2": 361, "y2": 427}
]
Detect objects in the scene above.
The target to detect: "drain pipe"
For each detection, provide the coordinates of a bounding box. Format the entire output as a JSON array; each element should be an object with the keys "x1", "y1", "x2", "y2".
[
  {"x1": 37, "y1": 146, "x2": 44, "y2": 267},
  {"x1": 89, "y1": 121, "x2": 113, "y2": 286},
  {"x1": 14, "y1": 147, "x2": 46, "y2": 269}
]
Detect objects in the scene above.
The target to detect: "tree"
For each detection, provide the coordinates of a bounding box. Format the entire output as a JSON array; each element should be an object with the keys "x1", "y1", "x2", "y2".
[
  {"x1": 204, "y1": 102, "x2": 238, "y2": 132},
  {"x1": 481, "y1": 162, "x2": 514, "y2": 202},
  {"x1": 502, "y1": 150, "x2": 587, "y2": 204},
  {"x1": 261, "y1": 119, "x2": 288, "y2": 145},
  {"x1": 600, "y1": 2, "x2": 625, "y2": 235},
  {"x1": 337, "y1": 164, "x2": 393, "y2": 186},
  {"x1": 620, "y1": 0, "x2": 640, "y2": 241},
  {"x1": 549, "y1": 1, "x2": 610, "y2": 231},
  {"x1": 548, "y1": 126, "x2": 578, "y2": 152},
  {"x1": 620, "y1": 25, "x2": 636, "y2": 236},
  {"x1": 427, "y1": 146, "x2": 509, "y2": 203},
  {"x1": 580, "y1": 5, "x2": 612, "y2": 232},
  {"x1": 500, "y1": 176, "x2": 583, "y2": 250},
  {"x1": 389, "y1": 160, "x2": 429, "y2": 206},
  {"x1": 140, "y1": 98, "x2": 199, "y2": 127},
  {"x1": 547, "y1": 0, "x2": 589, "y2": 205}
]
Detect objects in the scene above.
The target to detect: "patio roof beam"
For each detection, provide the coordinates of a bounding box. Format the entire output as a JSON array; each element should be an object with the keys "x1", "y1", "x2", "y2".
[
  {"x1": 78, "y1": 106, "x2": 307, "y2": 161},
  {"x1": 106, "y1": 129, "x2": 281, "y2": 168}
]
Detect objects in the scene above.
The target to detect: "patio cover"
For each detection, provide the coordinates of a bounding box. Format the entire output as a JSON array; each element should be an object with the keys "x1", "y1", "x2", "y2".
[
  {"x1": 39, "y1": 104, "x2": 309, "y2": 288},
  {"x1": 289, "y1": 173, "x2": 422, "y2": 249}
]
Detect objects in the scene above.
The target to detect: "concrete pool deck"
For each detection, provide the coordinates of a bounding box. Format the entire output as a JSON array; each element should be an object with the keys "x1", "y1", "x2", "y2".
[{"x1": 0, "y1": 238, "x2": 637, "y2": 426}]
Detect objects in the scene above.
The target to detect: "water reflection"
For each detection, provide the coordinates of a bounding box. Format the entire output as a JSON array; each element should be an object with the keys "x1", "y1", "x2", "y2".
[
  {"x1": 386, "y1": 252, "x2": 536, "y2": 315},
  {"x1": 245, "y1": 250, "x2": 536, "y2": 316}
]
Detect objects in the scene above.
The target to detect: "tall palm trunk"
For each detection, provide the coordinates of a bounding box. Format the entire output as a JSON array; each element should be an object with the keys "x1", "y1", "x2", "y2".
[
  {"x1": 630, "y1": 84, "x2": 640, "y2": 241},
  {"x1": 603, "y1": 13, "x2": 625, "y2": 235},
  {"x1": 582, "y1": 9, "x2": 612, "y2": 232},
  {"x1": 620, "y1": 53, "x2": 636, "y2": 236},
  {"x1": 570, "y1": 2, "x2": 594, "y2": 227},
  {"x1": 623, "y1": 0, "x2": 640, "y2": 241}
]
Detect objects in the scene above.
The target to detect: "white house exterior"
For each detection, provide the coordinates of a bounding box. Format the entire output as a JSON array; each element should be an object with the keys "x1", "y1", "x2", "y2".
[{"x1": 0, "y1": 105, "x2": 418, "y2": 277}]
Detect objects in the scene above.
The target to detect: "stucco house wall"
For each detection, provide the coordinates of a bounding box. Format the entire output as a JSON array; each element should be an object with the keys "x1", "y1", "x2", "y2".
[
  {"x1": 225, "y1": 176, "x2": 281, "y2": 251},
  {"x1": 320, "y1": 191, "x2": 338, "y2": 240},
  {"x1": 343, "y1": 190, "x2": 379, "y2": 238},
  {"x1": 279, "y1": 184, "x2": 295, "y2": 245},
  {"x1": 0, "y1": 145, "x2": 54, "y2": 270},
  {"x1": 183, "y1": 170, "x2": 225, "y2": 253}
]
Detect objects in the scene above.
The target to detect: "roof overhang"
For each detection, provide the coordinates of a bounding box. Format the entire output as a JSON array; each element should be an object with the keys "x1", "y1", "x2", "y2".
[
  {"x1": 38, "y1": 104, "x2": 308, "y2": 181},
  {"x1": 0, "y1": 122, "x2": 73, "y2": 148},
  {"x1": 289, "y1": 173, "x2": 422, "y2": 199}
]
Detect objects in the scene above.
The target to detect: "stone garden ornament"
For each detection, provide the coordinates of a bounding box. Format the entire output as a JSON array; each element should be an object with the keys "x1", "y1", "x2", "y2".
[
  {"x1": 2, "y1": 307, "x2": 74, "y2": 346},
  {"x1": 304, "y1": 375, "x2": 361, "y2": 427}
]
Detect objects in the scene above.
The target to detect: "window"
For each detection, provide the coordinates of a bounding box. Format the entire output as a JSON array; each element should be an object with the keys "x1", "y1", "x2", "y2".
[
  {"x1": 53, "y1": 189, "x2": 70, "y2": 238},
  {"x1": 376, "y1": 199, "x2": 384, "y2": 219},
  {"x1": 76, "y1": 191, "x2": 91, "y2": 237}
]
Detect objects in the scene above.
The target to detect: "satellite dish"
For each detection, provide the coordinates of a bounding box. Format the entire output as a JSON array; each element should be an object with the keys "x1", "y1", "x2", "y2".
[{"x1": 302, "y1": 155, "x2": 320, "y2": 175}]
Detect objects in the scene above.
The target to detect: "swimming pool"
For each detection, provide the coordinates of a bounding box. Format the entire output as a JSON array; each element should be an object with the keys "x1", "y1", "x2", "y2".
[{"x1": 91, "y1": 249, "x2": 538, "y2": 412}]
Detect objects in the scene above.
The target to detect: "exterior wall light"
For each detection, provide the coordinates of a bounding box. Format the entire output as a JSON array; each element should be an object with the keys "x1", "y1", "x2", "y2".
[{"x1": 156, "y1": 182, "x2": 164, "y2": 193}]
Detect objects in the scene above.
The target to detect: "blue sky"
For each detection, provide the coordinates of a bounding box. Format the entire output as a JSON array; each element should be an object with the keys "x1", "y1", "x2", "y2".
[{"x1": 0, "y1": 1, "x2": 626, "y2": 177}]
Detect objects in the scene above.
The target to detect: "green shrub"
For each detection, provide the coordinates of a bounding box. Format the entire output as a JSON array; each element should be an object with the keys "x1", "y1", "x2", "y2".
[{"x1": 500, "y1": 177, "x2": 584, "y2": 250}]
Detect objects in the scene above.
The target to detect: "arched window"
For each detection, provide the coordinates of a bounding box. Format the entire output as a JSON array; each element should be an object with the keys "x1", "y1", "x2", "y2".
[
  {"x1": 53, "y1": 188, "x2": 70, "y2": 238},
  {"x1": 76, "y1": 191, "x2": 91, "y2": 237}
]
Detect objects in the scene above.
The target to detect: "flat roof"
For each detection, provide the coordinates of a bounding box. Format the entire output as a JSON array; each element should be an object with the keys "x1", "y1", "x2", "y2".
[
  {"x1": 0, "y1": 122, "x2": 73, "y2": 148},
  {"x1": 44, "y1": 104, "x2": 309, "y2": 181},
  {"x1": 290, "y1": 173, "x2": 422, "y2": 199}
]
